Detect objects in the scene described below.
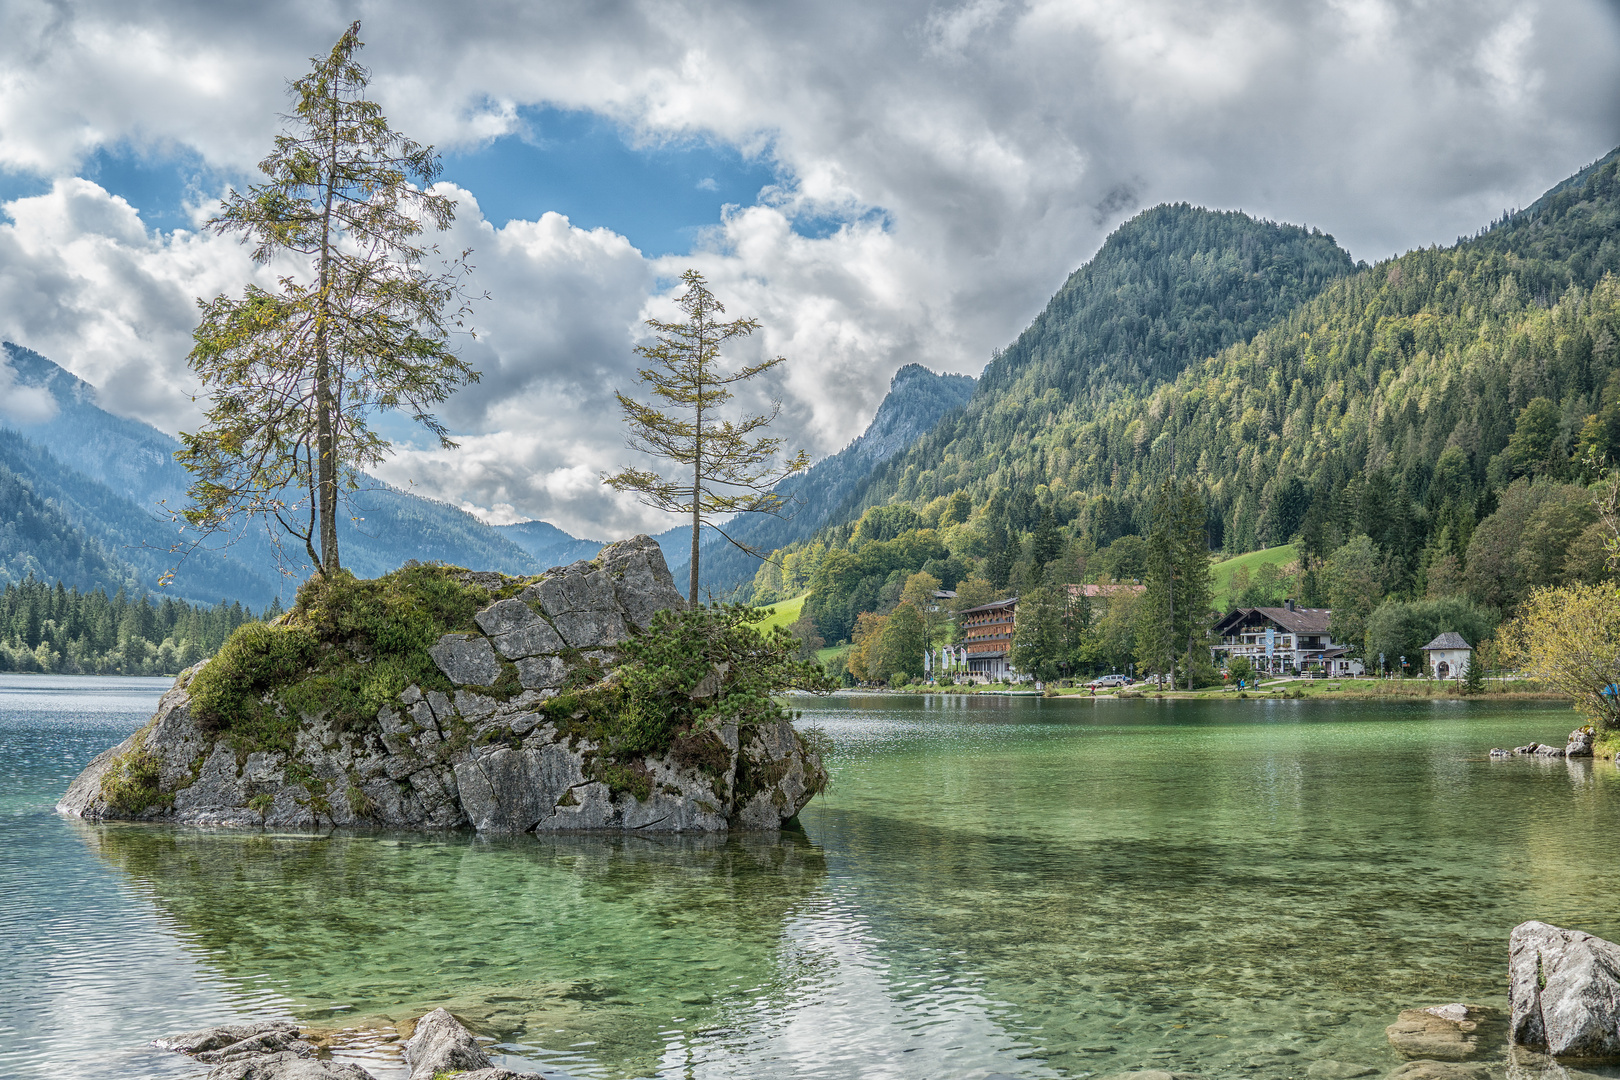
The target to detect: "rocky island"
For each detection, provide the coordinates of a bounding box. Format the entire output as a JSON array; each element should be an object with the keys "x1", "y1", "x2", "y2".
[{"x1": 58, "y1": 536, "x2": 827, "y2": 834}]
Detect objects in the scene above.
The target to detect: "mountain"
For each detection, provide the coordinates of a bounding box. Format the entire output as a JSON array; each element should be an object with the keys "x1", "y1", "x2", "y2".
[
  {"x1": 841, "y1": 204, "x2": 1359, "y2": 527},
  {"x1": 0, "y1": 344, "x2": 546, "y2": 608},
  {"x1": 493, "y1": 520, "x2": 606, "y2": 567},
  {"x1": 664, "y1": 364, "x2": 976, "y2": 598},
  {"x1": 0, "y1": 428, "x2": 265, "y2": 605},
  {"x1": 768, "y1": 146, "x2": 1620, "y2": 642},
  {"x1": 0, "y1": 445, "x2": 139, "y2": 596}
]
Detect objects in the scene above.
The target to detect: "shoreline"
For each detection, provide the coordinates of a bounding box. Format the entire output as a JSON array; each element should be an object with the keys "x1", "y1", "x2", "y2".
[{"x1": 821, "y1": 679, "x2": 1571, "y2": 704}]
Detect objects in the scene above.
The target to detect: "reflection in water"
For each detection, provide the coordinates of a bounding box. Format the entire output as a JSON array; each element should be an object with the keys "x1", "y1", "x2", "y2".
[
  {"x1": 11, "y1": 683, "x2": 1620, "y2": 1080},
  {"x1": 82, "y1": 825, "x2": 828, "y2": 1077},
  {"x1": 795, "y1": 695, "x2": 1620, "y2": 1080}
]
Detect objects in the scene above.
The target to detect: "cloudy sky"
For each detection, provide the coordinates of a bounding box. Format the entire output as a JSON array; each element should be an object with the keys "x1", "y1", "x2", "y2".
[{"x1": 1, "y1": 0, "x2": 1618, "y2": 539}]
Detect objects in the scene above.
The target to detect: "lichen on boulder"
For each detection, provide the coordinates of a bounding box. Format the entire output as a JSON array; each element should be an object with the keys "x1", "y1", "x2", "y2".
[{"x1": 58, "y1": 535, "x2": 830, "y2": 833}]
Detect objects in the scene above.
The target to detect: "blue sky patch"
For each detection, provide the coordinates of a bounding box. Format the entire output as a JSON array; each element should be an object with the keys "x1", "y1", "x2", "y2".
[
  {"x1": 4, "y1": 106, "x2": 879, "y2": 257},
  {"x1": 80, "y1": 144, "x2": 229, "y2": 231},
  {"x1": 441, "y1": 106, "x2": 783, "y2": 256}
]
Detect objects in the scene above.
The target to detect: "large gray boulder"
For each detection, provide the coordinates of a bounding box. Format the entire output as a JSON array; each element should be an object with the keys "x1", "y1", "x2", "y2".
[
  {"x1": 1567, "y1": 729, "x2": 1595, "y2": 758},
  {"x1": 1510, "y1": 921, "x2": 1620, "y2": 1061},
  {"x1": 404, "y1": 1008, "x2": 490, "y2": 1080},
  {"x1": 58, "y1": 536, "x2": 823, "y2": 834}
]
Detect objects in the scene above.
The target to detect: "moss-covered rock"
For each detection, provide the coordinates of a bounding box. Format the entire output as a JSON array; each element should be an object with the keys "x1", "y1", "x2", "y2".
[{"x1": 57, "y1": 536, "x2": 830, "y2": 834}]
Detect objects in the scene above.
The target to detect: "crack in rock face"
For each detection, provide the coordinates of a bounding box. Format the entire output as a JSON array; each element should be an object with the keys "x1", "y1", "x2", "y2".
[
  {"x1": 1510, "y1": 921, "x2": 1620, "y2": 1062},
  {"x1": 56, "y1": 536, "x2": 827, "y2": 836}
]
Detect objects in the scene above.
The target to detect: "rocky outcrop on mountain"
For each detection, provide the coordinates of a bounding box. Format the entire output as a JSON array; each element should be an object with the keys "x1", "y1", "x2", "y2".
[
  {"x1": 1510, "y1": 921, "x2": 1620, "y2": 1062},
  {"x1": 58, "y1": 536, "x2": 826, "y2": 834}
]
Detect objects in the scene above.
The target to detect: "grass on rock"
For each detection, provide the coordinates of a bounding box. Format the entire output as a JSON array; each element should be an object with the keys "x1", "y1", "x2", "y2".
[{"x1": 188, "y1": 565, "x2": 512, "y2": 756}]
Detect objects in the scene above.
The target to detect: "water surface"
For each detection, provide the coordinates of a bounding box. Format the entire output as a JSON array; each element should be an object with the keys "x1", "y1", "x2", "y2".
[{"x1": 2, "y1": 676, "x2": 1613, "y2": 1079}]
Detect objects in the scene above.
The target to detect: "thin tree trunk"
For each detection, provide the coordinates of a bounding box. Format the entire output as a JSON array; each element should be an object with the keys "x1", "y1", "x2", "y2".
[
  {"x1": 690, "y1": 347, "x2": 703, "y2": 608},
  {"x1": 314, "y1": 93, "x2": 340, "y2": 574},
  {"x1": 688, "y1": 309, "x2": 707, "y2": 608}
]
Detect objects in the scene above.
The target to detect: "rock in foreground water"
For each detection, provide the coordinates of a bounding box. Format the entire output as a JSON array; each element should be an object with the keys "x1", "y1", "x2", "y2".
[
  {"x1": 1510, "y1": 921, "x2": 1620, "y2": 1061},
  {"x1": 206, "y1": 1054, "x2": 376, "y2": 1080},
  {"x1": 153, "y1": 1022, "x2": 303, "y2": 1056},
  {"x1": 1385, "y1": 1062, "x2": 1494, "y2": 1080},
  {"x1": 1385, "y1": 1004, "x2": 1502, "y2": 1061},
  {"x1": 404, "y1": 1008, "x2": 491, "y2": 1080}
]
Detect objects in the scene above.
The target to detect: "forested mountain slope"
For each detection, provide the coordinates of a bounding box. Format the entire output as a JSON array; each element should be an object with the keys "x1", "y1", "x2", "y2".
[
  {"x1": 494, "y1": 520, "x2": 606, "y2": 567},
  {"x1": 0, "y1": 446, "x2": 138, "y2": 596},
  {"x1": 0, "y1": 430, "x2": 264, "y2": 605},
  {"x1": 753, "y1": 147, "x2": 1620, "y2": 662},
  {"x1": 665, "y1": 364, "x2": 975, "y2": 598},
  {"x1": 965, "y1": 145, "x2": 1620, "y2": 583},
  {"x1": 844, "y1": 205, "x2": 1358, "y2": 521}
]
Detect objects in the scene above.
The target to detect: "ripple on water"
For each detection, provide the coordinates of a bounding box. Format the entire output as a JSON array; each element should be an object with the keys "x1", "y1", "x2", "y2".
[{"x1": 5, "y1": 679, "x2": 1620, "y2": 1079}]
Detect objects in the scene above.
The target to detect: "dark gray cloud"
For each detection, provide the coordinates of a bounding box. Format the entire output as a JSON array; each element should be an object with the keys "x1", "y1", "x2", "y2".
[{"x1": 1, "y1": 0, "x2": 1617, "y2": 535}]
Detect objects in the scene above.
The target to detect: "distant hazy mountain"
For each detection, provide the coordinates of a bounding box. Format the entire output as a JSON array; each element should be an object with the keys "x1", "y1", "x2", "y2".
[
  {"x1": 493, "y1": 520, "x2": 606, "y2": 567},
  {"x1": 0, "y1": 343, "x2": 544, "y2": 608},
  {"x1": 0, "y1": 428, "x2": 266, "y2": 606},
  {"x1": 664, "y1": 363, "x2": 977, "y2": 598}
]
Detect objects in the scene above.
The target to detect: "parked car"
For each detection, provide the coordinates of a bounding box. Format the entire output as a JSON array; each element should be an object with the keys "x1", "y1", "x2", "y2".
[{"x1": 1086, "y1": 674, "x2": 1131, "y2": 689}]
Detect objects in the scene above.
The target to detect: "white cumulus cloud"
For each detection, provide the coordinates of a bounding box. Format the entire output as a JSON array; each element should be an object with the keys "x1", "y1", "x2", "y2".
[{"x1": 0, "y1": 0, "x2": 1616, "y2": 536}]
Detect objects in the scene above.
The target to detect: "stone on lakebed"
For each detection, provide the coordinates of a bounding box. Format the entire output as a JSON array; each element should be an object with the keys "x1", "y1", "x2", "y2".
[{"x1": 1385, "y1": 1004, "x2": 1503, "y2": 1061}]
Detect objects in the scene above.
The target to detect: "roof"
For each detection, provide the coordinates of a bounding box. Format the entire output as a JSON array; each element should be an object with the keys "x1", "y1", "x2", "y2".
[
  {"x1": 1213, "y1": 606, "x2": 1332, "y2": 635},
  {"x1": 958, "y1": 597, "x2": 1017, "y2": 615},
  {"x1": 1422, "y1": 632, "x2": 1472, "y2": 651}
]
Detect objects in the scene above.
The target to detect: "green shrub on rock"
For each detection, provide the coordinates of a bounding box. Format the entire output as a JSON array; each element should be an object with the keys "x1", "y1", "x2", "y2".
[
  {"x1": 99, "y1": 744, "x2": 169, "y2": 814},
  {"x1": 189, "y1": 565, "x2": 508, "y2": 755},
  {"x1": 551, "y1": 604, "x2": 835, "y2": 759}
]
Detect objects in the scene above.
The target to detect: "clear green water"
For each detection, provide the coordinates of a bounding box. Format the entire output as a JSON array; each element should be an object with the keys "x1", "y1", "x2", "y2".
[{"x1": 5, "y1": 678, "x2": 1619, "y2": 1079}]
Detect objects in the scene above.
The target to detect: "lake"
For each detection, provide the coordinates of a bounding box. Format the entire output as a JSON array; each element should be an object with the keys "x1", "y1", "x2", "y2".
[{"x1": 2, "y1": 674, "x2": 1613, "y2": 1079}]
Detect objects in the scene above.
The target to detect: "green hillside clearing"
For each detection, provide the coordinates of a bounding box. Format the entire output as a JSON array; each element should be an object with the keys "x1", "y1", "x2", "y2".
[
  {"x1": 1211, "y1": 545, "x2": 1298, "y2": 609},
  {"x1": 751, "y1": 593, "x2": 808, "y2": 632}
]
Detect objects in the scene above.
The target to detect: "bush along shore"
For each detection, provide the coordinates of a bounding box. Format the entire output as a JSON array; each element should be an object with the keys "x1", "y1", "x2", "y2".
[{"x1": 58, "y1": 537, "x2": 832, "y2": 834}]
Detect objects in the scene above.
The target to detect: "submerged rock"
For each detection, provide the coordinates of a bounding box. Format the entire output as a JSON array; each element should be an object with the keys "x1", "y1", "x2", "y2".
[
  {"x1": 1509, "y1": 921, "x2": 1620, "y2": 1061},
  {"x1": 1386, "y1": 1004, "x2": 1502, "y2": 1061},
  {"x1": 1385, "y1": 1062, "x2": 1494, "y2": 1080},
  {"x1": 206, "y1": 1054, "x2": 375, "y2": 1080},
  {"x1": 57, "y1": 536, "x2": 826, "y2": 834},
  {"x1": 154, "y1": 1022, "x2": 303, "y2": 1056},
  {"x1": 156, "y1": 1021, "x2": 367, "y2": 1079},
  {"x1": 1307, "y1": 1061, "x2": 1377, "y2": 1078}
]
